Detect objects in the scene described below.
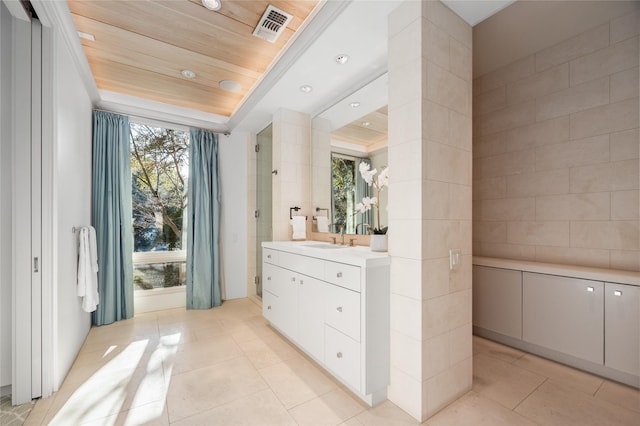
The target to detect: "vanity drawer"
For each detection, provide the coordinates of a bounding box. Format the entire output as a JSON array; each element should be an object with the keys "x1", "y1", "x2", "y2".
[
  {"x1": 325, "y1": 283, "x2": 361, "y2": 341},
  {"x1": 280, "y1": 252, "x2": 324, "y2": 278},
  {"x1": 262, "y1": 263, "x2": 285, "y2": 297},
  {"x1": 263, "y1": 248, "x2": 279, "y2": 265},
  {"x1": 262, "y1": 289, "x2": 279, "y2": 325},
  {"x1": 325, "y1": 262, "x2": 360, "y2": 292},
  {"x1": 325, "y1": 325, "x2": 361, "y2": 391}
]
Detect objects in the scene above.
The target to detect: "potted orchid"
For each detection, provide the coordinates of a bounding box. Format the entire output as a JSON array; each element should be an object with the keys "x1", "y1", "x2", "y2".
[{"x1": 355, "y1": 162, "x2": 389, "y2": 251}]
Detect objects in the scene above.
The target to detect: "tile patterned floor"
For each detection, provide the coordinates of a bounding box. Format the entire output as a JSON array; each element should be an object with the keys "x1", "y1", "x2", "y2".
[
  {"x1": 1, "y1": 394, "x2": 36, "y2": 426},
  {"x1": 19, "y1": 298, "x2": 640, "y2": 425}
]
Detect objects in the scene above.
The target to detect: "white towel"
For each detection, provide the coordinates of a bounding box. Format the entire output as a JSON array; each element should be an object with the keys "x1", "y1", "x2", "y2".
[
  {"x1": 291, "y1": 215, "x2": 307, "y2": 240},
  {"x1": 316, "y1": 216, "x2": 329, "y2": 233},
  {"x1": 77, "y1": 226, "x2": 99, "y2": 313}
]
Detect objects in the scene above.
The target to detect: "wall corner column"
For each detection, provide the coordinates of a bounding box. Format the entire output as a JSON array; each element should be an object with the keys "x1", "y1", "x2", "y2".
[{"x1": 387, "y1": 1, "x2": 473, "y2": 421}]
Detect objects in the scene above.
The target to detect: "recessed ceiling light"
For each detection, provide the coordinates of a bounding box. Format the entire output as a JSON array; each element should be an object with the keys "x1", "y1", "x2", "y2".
[
  {"x1": 77, "y1": 31, "x2": 95, "y2": 41},
  {"x1": 335, "y1": 54, "x2": 349, "y2": 64},
  {"x1": 350, "y1": 102, "x2": 360, "y2": 108},
  {"x1": 361, "y1": 121, "x2": 371, "y2": 127},
  {"x1": 299, "y1": 85, "x2": 313, "y2": 93},
  {"x1": 202, "y1": 0, "x2": 222, "y2": 11},
  {"x1": 220, "y1": 80, "x2": 242, "y2": 92},
  {"x1": 181, "y1": 69, "x2": 196, "y2": 79}
]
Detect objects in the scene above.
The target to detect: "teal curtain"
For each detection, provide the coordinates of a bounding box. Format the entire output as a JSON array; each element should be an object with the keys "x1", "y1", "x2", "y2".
[
  {"x1": 91, "y1": 111, "x2": 134, "y2": 326},
  {"x1": 355, "y1": 158, "x2": 371, "y2": 232},
  {"x1": 186, "y1": 128, "x2": 221, "y2": 309}
]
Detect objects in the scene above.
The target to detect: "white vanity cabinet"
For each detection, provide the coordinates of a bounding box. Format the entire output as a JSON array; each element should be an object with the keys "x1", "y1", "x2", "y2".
[
  {"x1": 605, "y1": 283, "x2": 640, "y2": 376},
  {"x1": 261, "y1": 241, "x2": 390, "y2": 406}
]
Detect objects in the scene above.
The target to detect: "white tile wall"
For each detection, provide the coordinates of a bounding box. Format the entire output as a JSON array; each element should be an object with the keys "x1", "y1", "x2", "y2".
[
  {"x1": 473, "y1": 9, "x2": 640, "y2": 271},
  {"x1": 388, "y1": 1, "x2": 472, "y2": 421}
]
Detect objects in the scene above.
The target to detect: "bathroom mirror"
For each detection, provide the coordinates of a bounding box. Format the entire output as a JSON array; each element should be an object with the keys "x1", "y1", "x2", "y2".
[{"x1": 311, "y1": 73, "x2": 388, "y2": 235}]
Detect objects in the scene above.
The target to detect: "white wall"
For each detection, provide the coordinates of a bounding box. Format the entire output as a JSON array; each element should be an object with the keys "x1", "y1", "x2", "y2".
[
  {"x1": 219, "y1": 131, "x2": 248, "y2": 300},
  {"x1": 0, "y1": 1, "x2": 13, "y2": 391},
  {"x1": 51, "y1": 27, "x2": 93, "y2": 389}
]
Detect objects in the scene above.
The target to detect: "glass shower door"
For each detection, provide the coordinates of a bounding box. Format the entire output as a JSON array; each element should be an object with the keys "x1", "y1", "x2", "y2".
[{"x1": 255, "y1": 124, "x2": 273, "y2": 298}]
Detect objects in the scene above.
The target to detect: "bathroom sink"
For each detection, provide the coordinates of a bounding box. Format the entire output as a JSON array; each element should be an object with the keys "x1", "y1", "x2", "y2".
[{"x1": 303, "y1": 243, "x2": 348, "y2": 249}]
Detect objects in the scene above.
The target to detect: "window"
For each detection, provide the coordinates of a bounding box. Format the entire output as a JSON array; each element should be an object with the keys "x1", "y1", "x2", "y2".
[{"x1": 130, "y1": 121, "x2": 189, "y2": 291}]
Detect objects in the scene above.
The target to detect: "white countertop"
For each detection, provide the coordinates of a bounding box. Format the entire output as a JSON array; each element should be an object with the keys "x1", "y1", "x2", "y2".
[
  {"x1": 473, "y1": 256, "x2": 640, "y2": 286},
  {"x1": 263, "y1": 241, "x2": 391, "y2": 268}
]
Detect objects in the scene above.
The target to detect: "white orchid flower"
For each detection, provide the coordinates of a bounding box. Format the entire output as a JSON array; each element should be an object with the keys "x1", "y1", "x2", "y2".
[
  {"x1": 359, "y1": 161, "x2": 377, "y2": 185},
  {"x1": 355, "y1": 202, "x2": 367, "y2": 213},
  {"x1": 377, "y1": 167, "x2": 389, "y2": 188}
]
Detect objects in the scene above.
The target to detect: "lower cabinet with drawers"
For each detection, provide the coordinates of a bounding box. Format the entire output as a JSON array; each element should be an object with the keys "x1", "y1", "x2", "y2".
[
  {"x1": 473, "y1": 258, "x2": 640, "y2": 388},
  {"x1": 262, "y1": 241, "x2": 391, "y2": 406}
]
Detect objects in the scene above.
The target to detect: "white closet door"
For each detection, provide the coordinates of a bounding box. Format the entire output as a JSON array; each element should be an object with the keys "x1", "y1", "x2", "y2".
[{"x1": 11, "y1": 14, "x2": 43, "y2": 405}]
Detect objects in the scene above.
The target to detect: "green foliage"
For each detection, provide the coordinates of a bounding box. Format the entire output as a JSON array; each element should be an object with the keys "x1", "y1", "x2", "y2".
[
  {"x1": 130, "y1": 123, "x2": 189, "y2": 252},
  {"x1": 331, "y1": 157, "x2": 355, "y2": 231}
]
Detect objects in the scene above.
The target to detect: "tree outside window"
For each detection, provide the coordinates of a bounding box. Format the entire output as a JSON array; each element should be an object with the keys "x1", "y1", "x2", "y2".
[{"x1": 130, "y1": 122, "x2": 189, "y2": 290}]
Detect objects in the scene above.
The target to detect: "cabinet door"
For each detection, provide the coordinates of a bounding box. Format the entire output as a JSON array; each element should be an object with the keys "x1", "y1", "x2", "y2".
[
  {"x1": 473, "y1": 266, "x2": 522, "y2": 339},
  {"x1": 605, "y1": 283, "x2": 640, "y2": 376},
  {"x1": 278, "y1": 271, "x2": 299, "y2": 340},
  {"x1": 298, "y1": 276, "x2": 326, "y2": 362},
  {"x1": 523, "y1": 272, "x2": 603, "y2": 364}
]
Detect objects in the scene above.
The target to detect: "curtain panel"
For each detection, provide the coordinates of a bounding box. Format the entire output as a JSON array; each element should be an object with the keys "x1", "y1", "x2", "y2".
[
  {"x1": 91, "y1": 110, "x2": 134, "y2": 326},
  {"x1": 186, "y1": 128, "x2": 221, "y2": 309}
]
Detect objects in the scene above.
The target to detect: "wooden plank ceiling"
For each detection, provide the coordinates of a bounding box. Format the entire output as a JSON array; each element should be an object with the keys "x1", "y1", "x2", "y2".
[
  {"x1": 332, "y1": 106, "x2": 388, "y2": 148},
  {"x1": 67, "y1": 0, "x2": 319, "y2": 117}
]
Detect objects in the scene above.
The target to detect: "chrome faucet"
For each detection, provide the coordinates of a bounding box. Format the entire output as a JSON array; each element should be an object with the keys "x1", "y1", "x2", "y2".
[{"x1": 355, "y1": 223, "x2": 367, "y2": 235}]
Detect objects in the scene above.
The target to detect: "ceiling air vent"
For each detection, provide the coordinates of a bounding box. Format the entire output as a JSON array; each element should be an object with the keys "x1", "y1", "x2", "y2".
[{"x1": 252, "y1": 5, "x2": 293, "y2": 43}]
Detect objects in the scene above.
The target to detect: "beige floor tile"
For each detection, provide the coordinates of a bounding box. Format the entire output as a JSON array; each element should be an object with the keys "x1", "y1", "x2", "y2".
[
  {"x1": 289, "y1": 387, "x2": 368, "y2": 426},
  {"x1": 594, "y1": 380, "x2": 640, "y2": 414},
  {"x1": 167, "y1": 334, "x2": 243, "y2": 375},
  {"x1": 339, "y1": 417, "x2": 364, "y2": 425},
  {"x1": 354, "y1": 400, "x2": 419, "y2": 425},
  {"x1": 77, "y1": 400, "x2": 169, "y2": 426},
  {"x1": 237, "y1": 335, "x2": 303, "y2": 370},
  {"x1": 472, "y1": 336, "x2": 526, "y2": 364},
  {"x1": 472, "y1": 353, "x2": 546, "y2": 409},
  {"x1": 426, "y1": 391, "x2": 537, "y2": 426},
  {"x1": 172, "y1": 389, "x2": 296, "y2": 426},
  {"x1": 165, "y1": 356, "x2": 268, "y2": 422},
  {"x1": 515, "y1": 380, "x2": 640, "y2": 426},
  {"x1": 259, "y1": 356, "x2": 339, "y2": 409},
  {"x1": 514, "y1": 353, "x2": 603, "y2": 395}
]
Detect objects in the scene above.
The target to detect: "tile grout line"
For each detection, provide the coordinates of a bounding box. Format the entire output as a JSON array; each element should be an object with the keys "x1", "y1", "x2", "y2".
[{"x1": 511, "y1": 377, "x2": 548, "y2": 413}]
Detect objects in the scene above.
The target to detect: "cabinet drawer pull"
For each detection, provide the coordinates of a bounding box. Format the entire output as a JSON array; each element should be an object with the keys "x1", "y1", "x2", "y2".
[
  {"x1": 291, "y1": 277, "x2": 296, "y2": 282},
  {"x1": 336, "y1": 306, "x2": 343, "y2": 313},
  {"x1": 336, "y1": 352, "x2": 343, "y2": 359},
  {"x1": 267, "y1": 254, "x2": 271, "y2": 259},
  {"x1": 587, "y1": 286, "x2": 594, "y2": 292},
  {"x1": 337, "y1": 272, "x2": 343, "y2": 278},
  {"x1": 614, "y1": 290, "x2": 622, "y2": 296},
  {"x1": 267, "y1": 276, "x2": 271, "y2": 281},
  {"x1": 267, "y1": 305, "x2": 271, "y2": 310},
  {"x1": 300, "y1": 280, "x2": 304, "y2": 285}
]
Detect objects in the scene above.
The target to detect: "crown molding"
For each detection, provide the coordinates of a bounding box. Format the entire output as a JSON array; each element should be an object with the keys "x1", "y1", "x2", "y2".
[{"x1": 98, "y1": 90, "x2": 230, "y2": 134}]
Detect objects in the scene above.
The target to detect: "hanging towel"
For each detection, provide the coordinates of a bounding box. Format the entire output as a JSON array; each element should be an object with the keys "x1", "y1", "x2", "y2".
[
  {"x1": 77, "y1": 226, "x2": 99, "y2": 313},
  {"x1": 291, "y1": 215, "x2": 307, "y2": 240},
  {"x1": 316, "y1": 216, "x2": 329, "y2": 233}
]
